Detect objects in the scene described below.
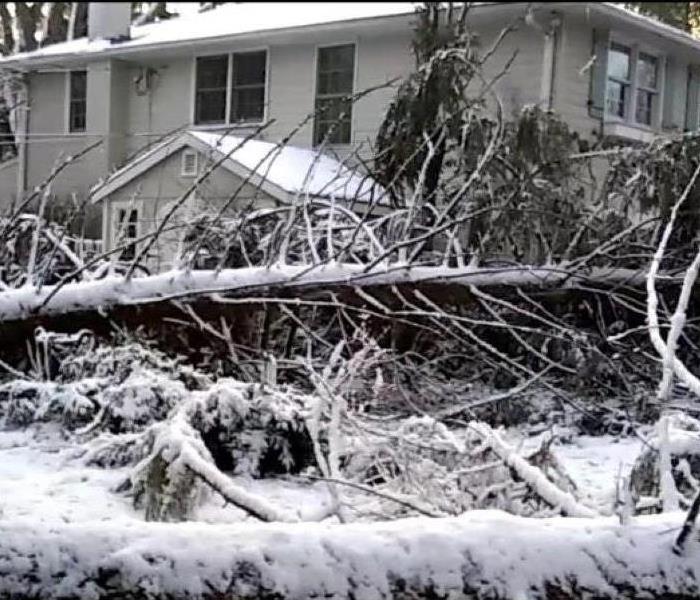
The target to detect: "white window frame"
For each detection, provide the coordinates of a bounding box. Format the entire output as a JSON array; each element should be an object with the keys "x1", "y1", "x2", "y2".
[
  {"x1": 312, "y1": 40, "x2": 358, "y2": 148},
  {"x1": 190, "y1": 47, "x2": 270, "y2": 129},
  {"x1": 605, "y1": 35, "x2": 665, "y2": 130}
]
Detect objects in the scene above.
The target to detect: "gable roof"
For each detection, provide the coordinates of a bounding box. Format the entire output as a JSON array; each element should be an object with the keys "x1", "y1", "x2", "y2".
[{"x1": 90, "y1": 130, "x2": 387, "y2": 205}]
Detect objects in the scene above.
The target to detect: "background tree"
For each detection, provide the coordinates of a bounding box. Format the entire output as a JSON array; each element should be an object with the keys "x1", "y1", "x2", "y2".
[{"x1": 624, "y1": 2, "x2": 700, "y2": 33}]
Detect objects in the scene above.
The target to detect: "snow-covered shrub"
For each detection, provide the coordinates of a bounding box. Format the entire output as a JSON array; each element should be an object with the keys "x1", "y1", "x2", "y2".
[
  {"x1": 344, "y1": 416, "x2": 580, "y2": 518},
  {"x1": 0, "y1": 379, "x2": 95, "y2": 429},
  {"x1": 97, "y1": 368, "x2": 188, "y2": 434},
  {"x1": 188, "y1": 379, "x2": 314, "y2": 476},
  {"x1": 58, "y1": 339, "x2": 211, "y2": 391}
]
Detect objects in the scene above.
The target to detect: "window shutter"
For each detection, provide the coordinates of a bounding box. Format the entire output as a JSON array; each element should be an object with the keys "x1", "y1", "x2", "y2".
[
  {"x1": 588, "y1": 28, "x2": 610, "y2": 119},
  {"x1": 685, "y1": 65, "x2": 700, "y2": 132},
  {"x1": 662, "y1": 57, "x2": 686, "y2": 130}
]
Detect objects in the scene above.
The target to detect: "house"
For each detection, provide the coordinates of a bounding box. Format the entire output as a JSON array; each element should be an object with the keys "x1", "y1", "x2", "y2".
[
  {"x1": 0, "y1": 2, "x2": 699, "y2": 259},
  {"x1": 89, "y1": 129, "x2": 387, "y2": 271}
]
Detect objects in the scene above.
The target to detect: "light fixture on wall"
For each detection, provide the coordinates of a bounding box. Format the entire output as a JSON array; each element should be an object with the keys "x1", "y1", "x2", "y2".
[{"x1": 134, "y1": 67, "x2": 158, "y2": 96}]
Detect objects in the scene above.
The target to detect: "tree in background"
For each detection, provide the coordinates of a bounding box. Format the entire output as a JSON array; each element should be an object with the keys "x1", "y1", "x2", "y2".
[{"x1": 624, "y1": 2, "x2": 700, "y2": 34}]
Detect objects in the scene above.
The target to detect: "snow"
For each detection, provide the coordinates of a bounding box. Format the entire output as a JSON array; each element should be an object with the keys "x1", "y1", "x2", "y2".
[
  {"x1": 552, "y1": 435, "x2": 643, "y2": 513},
  {"x1": 0, "y1": 3, "x2": 418, "y2": 65},
  {"x1": 0, "y1": 507, "x2": 697, "y2": 599},
  {"x1": 190, "y1": 130, "x2": 388, "y2": 203},
  {"x1": 1, "y1": 424, "x2": 698, "y2": 598},
  {"x1": 2, "y1": 2, "x2": 698, "y2": 71},
  {"x1": 0, "y1": 263, "x2": 651, "y2": 324},
  {"x1": 0, "y1": 429, "x2": 136, "y2": 524}
]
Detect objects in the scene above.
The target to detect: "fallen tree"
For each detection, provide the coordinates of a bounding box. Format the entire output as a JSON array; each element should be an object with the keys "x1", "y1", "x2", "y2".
[
  {"x1": 0, "y1": 263, "x2": 667, "y2": 325},
  {"x1": 0, "y1": 511, "x2": 697, "y2": 599}
]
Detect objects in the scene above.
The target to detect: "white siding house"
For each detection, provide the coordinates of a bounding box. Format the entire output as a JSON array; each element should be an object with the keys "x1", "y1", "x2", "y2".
[{"x1": 0, "y1": 2, "x2": 699, "y2": 243}]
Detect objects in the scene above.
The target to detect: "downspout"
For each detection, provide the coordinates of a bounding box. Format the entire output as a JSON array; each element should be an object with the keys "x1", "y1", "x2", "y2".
[
  {"x1": 527, "y1": 9, "x2": 562, "y2": 111},
  {"x1": 15, "y1": 72, "x2": 29, "y2": 205}
]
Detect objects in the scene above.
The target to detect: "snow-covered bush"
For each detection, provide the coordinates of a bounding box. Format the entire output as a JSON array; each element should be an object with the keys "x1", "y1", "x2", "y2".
[
  {"x1": 0, "y1": 379, "x2": 95, "y2": 429},
  {"x1": 58, "y1": 339, "x2": 211, "y2": 391},
  {"x1": 97, "y1": 368, "x2": 188, "y2": 434},
  {"x1": 189, "y1": 379, "x2": 314, "y2": 476}
]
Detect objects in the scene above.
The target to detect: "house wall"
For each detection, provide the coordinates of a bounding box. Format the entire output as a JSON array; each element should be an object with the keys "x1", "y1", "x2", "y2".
[
  {"x1": 9, "y1": 5, "x2": 700, "y2": 236},
  {"x1": 102, "y1": 147, "x2": 278, "y2": 272}
]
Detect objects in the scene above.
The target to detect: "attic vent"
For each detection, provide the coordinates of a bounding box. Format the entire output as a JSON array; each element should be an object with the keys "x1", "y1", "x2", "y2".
[{"x1": 181, "y1": 151, "x2": 198, "y2": 177}]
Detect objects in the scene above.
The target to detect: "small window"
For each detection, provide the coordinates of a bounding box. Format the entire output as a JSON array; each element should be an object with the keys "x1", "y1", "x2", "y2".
[
  {"x1": 231, "y1": 51, "x2": 266, "y2": 123},
  {"x1": 314, "y1": 44, "x2": 355, "y2": 146},
  {"x1": 68, "y1": 70, "x2": 87, "y2": 133},
  {"x1": 195, "y1": 55, "x2": 228, "y2": 125},
  {"x1": 181, "y1": 150, "x2": 198, "y2": 177},
  {"x1": 115, "y1": 207, "x2": 138, "y2": 261}
]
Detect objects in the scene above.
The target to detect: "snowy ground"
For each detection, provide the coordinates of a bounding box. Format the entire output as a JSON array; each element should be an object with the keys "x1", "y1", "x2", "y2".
[
  {"x1": 3, "y1": 427, "x2": 698, "y2": 599},
  {"x1": 0, "y1": 427, "x2": 641, "y2": 526}
]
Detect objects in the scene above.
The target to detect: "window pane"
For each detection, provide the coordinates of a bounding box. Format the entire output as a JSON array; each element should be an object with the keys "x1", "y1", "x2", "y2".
[
  {"x1": 233, "y1": 51, "x2": 266, "y2": 86},
  {"x1": 319, "y1": 45, "x2": 354, "y2": 72},
  {"x1": 231, "y1": 87, "x2": 265, "y2": 122},
  {"x1": 606, "y1": 80, "x2": 627, "y2": 118},
  {"x1": 196, "y1": 55, "x2": 228, "y2": 89},
  {"x1": 195, "y1": 55, "x2": 228, "y2": 124},
  {"x1": 317, "y1": 44, "x2": 354, "y2": 95},
  {"x1": 638, "y1": 53, "x2": 657, "y2": 89},
  {"x1": 70, "y1": 100, "x2": 86, "y2": 132},
  {"x1": 196, "y1": 90, "x2": 226, "y2": 124},
  {"x1": 608, "y1": 43, "x2": 631, "y2": 80},
  {"x1": 636, "y1": 89, "x2": 654, "y2": 125},
  {"x1": 69, "y1": 70, "x2": 87, "y2": 133},
  {"x1": 70, "y1": 71, "x2": 86, "y2": 99},
  {"x1": 314, "y1": 45, "x2": 354, "y2": 145},
  {"x1": 116, "y1": 208, "x2": 138, "y2": 261},
  {"x1": 313, "y1": 97, "x2": 352, "y2": 145}
]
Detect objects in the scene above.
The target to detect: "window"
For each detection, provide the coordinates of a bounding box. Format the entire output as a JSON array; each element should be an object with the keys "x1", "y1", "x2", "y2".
[
  {"x1": 635, "y1": 52, "x2": 658, "y2": 126},
  {"x1": 605, "y1": 42, "x2": 660, "y2": 127},
  {"x1": 194, "y1": 51, "x2": 267, "y2": 125},
  {"x1": 195, "y1": 55, "x2": 228, "y2": 124},
  {"x1": 314, "y1": 44, "x2": 355, "y2": 146},
  {"x1": 68, "y1": 70, "x2": 87, "y2": 133},
  {"x1": 115, "y1": 207, "x2": 138, "y2": 261},
  {"x1": 231, "y1": 51, "x2": 266, "y2": 123},
  {"x1": 181, "y1": 150, "x2": 198, "y2": 177}
]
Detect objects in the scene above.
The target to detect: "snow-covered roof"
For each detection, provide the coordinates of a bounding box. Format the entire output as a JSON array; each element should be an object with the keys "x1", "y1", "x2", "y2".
[
  {"x1": 1, "y1": 2, "x2": 698, "y2": 70},
  {"x1": 90, "y1": 130, "x2": 387, "y2": 206},
  {"x1": 0, "y1": 3, "x2": 418, "y2": 68}
]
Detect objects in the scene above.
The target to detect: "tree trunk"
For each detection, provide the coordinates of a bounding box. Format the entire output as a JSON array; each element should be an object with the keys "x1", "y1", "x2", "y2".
[
  {"x1": 0, "y1": 513, "x2": 697, "y2": 599},
  {"x1": 14, "y1": 2, "x2": 42, "y2": 53},
  {"x1": 41, "y1": 2, "x2": 69, "y2": 48}
]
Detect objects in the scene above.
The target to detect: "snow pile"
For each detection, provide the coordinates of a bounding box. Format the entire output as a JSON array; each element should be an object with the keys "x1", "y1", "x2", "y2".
[{"x1": 0, "y1": 511, "x2": 697, "y2": 599}]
